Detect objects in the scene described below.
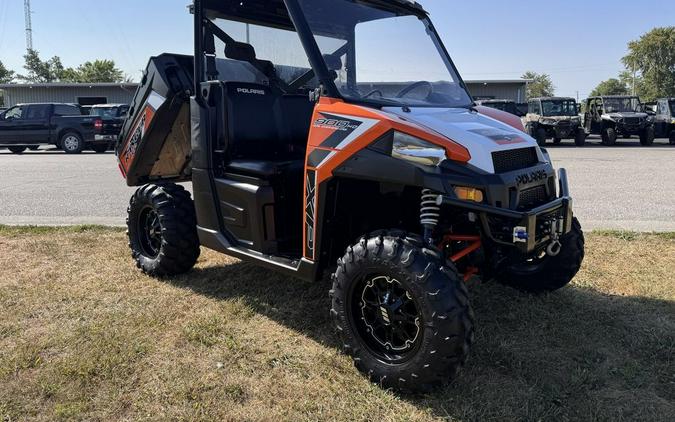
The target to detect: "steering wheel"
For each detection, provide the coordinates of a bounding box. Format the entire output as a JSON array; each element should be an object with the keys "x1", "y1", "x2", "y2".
[
  {"x1": 396, "y1": 81, "x2": 433, "y2": 99},
  {"x1": 363, "y1": 89, "x2": 383, "y2": 99}
]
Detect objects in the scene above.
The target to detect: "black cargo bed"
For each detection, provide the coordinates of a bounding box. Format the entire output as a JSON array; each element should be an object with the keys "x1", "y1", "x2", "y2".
[{"x1": 116, "y1": 54, "x2": 194, "y2": 186}]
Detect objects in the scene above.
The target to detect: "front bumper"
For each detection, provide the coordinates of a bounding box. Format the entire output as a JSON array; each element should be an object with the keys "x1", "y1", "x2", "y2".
[{"x1": 440, "y1": 168, "x2": 573, "y2": 254}]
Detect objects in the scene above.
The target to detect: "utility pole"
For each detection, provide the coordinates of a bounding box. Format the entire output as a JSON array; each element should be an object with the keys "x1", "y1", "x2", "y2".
[{"x1": 24, "y1": 0, "x2": 33, "y2": 52}]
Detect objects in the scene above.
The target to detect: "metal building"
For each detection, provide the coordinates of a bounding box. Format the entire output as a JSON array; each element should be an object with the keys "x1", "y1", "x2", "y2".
[
  {"x1": 465, "y1": 79, "x2": 530, "y2": 103},
  {"x1": 1, "y1": 79, "x2": 530, "y2": 108},
  {"x1": 0, "y1": 83, "x2": 139, "y2": 108}
]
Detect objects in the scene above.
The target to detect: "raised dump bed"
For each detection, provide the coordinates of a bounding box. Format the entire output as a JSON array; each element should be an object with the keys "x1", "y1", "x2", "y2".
[{"x1": 116, "y1": 54, "x2": 194, "y2": 186}]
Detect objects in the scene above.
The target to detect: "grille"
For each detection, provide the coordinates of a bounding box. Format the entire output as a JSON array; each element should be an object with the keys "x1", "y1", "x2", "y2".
[
  {"x1": 518, "y1": 186, "x2": 549, "y2": 210},
  {"x1": 492, "y1": 147, "x2": 539, "y2": 173},
  {"x1": 623, "y1": 117, "x2": 640, "y2": 125}
]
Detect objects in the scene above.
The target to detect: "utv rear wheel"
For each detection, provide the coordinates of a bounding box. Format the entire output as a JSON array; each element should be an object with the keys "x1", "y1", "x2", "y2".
[
  {"x1": 330, "y1": 232, "x2": 474, "y2": 393},
  {"x1": 575, "y1": 128, "x2": 587, "y2": 146},
  {"x1": 601, "y1": 127, "x2": 617, "y2": 146},
  {"x1": 535, "y1": 128, "x2": 548, "y2": 146},
  {"x1": 496, "y1": 218, "x2": 584, "y2": 293},
  {"x1": 61, "y1": 132, "x2": 84, "y2": 154},
  {"x1": 8, "y1": 146, "x2": 27, "y2": 154},
  {"x1": 639, "y1": 126, "x2": 655, "y2": 146},
  {"x1": 127, "y1": 183, "x2": 200, "y2": 277}
]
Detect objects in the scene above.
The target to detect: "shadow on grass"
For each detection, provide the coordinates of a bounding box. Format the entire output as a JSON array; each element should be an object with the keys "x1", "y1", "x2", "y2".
[{"x1": 167, "y1": 262, "x2": 674, "y2": 421}]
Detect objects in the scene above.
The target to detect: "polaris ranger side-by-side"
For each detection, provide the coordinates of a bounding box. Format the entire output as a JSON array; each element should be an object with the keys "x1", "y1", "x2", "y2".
[
  {"x1": 584, "y1": 96, "x2": 655, "y2": 146},
  {"x1": 117, "y1": 0, "x2": 584, "y2": 392},
  {"x1": 524, "y1": 97, "x2": 587, "y2": 146}
]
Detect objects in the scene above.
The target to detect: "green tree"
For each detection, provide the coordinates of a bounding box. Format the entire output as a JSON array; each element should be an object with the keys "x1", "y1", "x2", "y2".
[
  {"x1": 0, "y1": 60, "x2": 15, "y2": 83},
  {"x1": 589, "y1": 78, "x2": 629, "y2": 97},
  {"x1": 75, "y1": 60, "x2": 124, "y2": 83},
  {"x1": 18, "y1": 50, "x2": 125, "y2": 84},
  {"x1": 19, "y1": 49, "x2": 69, "y2": 83},
  {"x1": 618, "y1": 70, "x2": 647, "y2": 98},
  {"x1": 622, "y1": 26, "x2": 675, "y2": 101},
  {"x1": 522, "y1": 71, "x2": 555, "y2": 99}
]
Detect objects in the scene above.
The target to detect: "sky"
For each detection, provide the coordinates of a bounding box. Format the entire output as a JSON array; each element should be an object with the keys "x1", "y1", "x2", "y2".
[{"x1": 0, "y1": 0, "x2": 674, "y2": 99}]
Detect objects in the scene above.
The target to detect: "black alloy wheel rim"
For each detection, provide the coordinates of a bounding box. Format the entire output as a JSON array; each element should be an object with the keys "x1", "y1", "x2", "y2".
[
  {"x1": 351, "y1": 274, "x2": 422, "y2": 364},
  {"x1": 138, "y1": 207, "x2": 162, "y2": 258}
]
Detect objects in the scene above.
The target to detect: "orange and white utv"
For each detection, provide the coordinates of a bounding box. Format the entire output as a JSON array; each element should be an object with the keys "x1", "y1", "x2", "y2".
[{"x1": 117, "y1": 0, "x2": 584, "y2": 392}]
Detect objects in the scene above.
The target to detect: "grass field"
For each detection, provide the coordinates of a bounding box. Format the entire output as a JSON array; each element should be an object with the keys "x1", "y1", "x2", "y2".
[{"x1": 0, "y1": 226, "x2": 673, "y2": 421}]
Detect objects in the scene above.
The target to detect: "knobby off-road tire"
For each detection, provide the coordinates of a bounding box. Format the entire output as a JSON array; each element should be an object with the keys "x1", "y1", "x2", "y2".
[
  {"x1": 639, "y1": 126, "x2": 655, "y2": 146},
  {"x1": 601, "y1": 127, "x2": 617, "y2": 146},
  {"x1": 535, "y1": 128, "x2": 548, "y2": 146},
  {"x1": 127, "y1": 183, "x2": 200, "y2": 277},
  {"x1": 575, "y1": 128, "x2": 587, "y2": 147},
  {"x1": 496, "y1": 218, "x2": 584, "y2": 293},
  {"x1": 330, "y1": 231, "x2": 474, "y2": 393}
]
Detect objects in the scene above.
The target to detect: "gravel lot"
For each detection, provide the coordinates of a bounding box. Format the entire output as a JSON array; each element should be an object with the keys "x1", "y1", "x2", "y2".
[{"x1": 1, "y1": 138, "x2": 674, "y2": 231}]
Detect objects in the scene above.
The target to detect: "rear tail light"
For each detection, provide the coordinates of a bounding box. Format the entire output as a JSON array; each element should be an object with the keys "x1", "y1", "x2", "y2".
[{"x1": 94, "y1": 119, "x2": 103, "y2": 132}]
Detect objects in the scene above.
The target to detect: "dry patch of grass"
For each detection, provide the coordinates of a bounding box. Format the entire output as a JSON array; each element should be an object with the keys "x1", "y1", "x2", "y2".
[{"x1": 0, "y1": 228, "x2": 673, "y2": 421}]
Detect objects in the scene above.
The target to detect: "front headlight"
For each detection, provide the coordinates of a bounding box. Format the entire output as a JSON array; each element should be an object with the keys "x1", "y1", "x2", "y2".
[{"x1": 391, "y1": 132, "x2": 448, "y2": 166}]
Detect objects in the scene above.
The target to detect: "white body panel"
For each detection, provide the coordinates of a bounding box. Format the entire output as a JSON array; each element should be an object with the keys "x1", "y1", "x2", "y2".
[{"x1": 382, "y1": 107, "x2": 545, "y2": 174}]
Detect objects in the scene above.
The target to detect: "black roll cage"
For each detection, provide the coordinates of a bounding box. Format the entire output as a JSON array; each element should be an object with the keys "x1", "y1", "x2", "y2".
[{"x1": 191, "y1": 0, "x2": 472, "y2": 108}]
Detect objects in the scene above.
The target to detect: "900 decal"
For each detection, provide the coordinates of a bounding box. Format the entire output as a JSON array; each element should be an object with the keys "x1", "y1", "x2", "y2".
[{"x1": 313, "y1": 117, "x2": 360, "y2": 132}]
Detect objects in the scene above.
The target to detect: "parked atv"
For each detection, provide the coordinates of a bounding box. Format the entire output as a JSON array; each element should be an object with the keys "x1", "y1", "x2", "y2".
[
  {"x1": 653, "y1": 98, "x2": 675, "y2": 145},
  {"x1": 117, "y1": 0, "x2": 584, "y2": 393},
  {"x1": 524, "y1": 97, "x2": 586, "y2": 146},
  {"x1": 583, "y1": 96, "x2": 655, "y2": 146}
]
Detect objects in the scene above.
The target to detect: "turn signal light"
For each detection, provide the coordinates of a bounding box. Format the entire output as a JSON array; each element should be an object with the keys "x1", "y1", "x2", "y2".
[{"x1": 454, "y1": 186, "x2": 484, "y2": 203}]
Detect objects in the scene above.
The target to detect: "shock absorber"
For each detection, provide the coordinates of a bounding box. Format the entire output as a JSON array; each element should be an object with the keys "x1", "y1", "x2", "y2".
[{"x1": 420, "y1": 189, "x2": 441, "y2": 244}]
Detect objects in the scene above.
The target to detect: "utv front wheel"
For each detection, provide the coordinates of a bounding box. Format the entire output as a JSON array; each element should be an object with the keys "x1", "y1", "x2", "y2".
[
  {"x1": 127, "y1": 183, "x2": 200, "y2": 277},
  {"x1": 330, "y1": 232, "x2": 474, "y2": 393},
  {"x1": 535, "y1": 128, "x2": 548, "y2": 146},
  {"x1": 574, "y1": 128, "x2": 587, "y2": 146},
  {"x1": 639, "y1": 126, "x2": 655, "y2": 146},
  {"x1": 496, "y1": 218, "x2": 584, "y2": 293},
  {"x1": 601, "y1": 127, "x2": 617, "y2": 146}
]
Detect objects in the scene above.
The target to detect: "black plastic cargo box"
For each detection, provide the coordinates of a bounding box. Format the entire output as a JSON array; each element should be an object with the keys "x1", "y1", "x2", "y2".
[{"x1": 116, "y1": 54, "x2": 194, "y2": 186}]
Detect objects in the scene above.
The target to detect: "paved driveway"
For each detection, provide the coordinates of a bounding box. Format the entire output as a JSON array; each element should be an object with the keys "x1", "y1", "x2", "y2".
[{"x1": 1, "y1": 139, "x2": 674, "y2": 231}]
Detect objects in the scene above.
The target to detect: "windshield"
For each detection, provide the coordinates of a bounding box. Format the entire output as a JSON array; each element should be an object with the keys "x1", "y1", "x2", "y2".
[
  {"x1": 296, "y1": 0, "x2": 472, "y2": 108},
  {"x1": 603, "y1": 97, "x2": 639, "y2": 113},
  {"x1": 542, "y1": 99, "x2": 577, "y2": 116}
]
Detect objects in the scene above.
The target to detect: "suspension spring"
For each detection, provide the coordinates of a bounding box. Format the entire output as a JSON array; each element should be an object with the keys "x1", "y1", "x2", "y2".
[{"x1": 420, "y1": 189, "x2": 441, "y2": 243}]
